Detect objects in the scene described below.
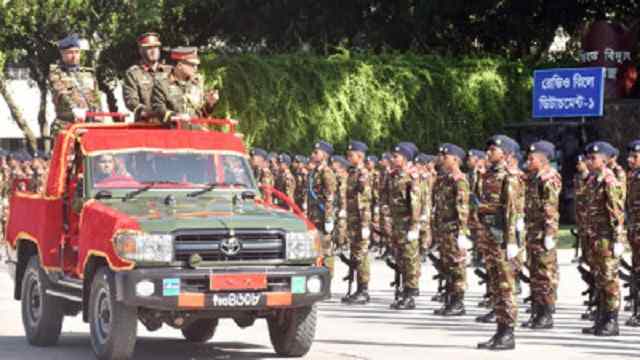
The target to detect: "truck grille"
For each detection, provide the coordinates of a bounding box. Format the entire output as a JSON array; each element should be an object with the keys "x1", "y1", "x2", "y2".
[{"x1": 173, "y1": 229, "x2": 285, "y2": 262}]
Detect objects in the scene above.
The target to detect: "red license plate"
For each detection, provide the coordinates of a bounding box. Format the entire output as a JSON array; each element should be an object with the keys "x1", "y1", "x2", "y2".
[{"x1": 210, "y1": 273, "x2": 267, "y2": 291}]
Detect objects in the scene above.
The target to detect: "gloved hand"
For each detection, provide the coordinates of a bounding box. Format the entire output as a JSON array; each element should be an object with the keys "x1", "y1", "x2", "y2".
[
  {"x1": 338, "y1": 209, "x2": 347, "y2": 218},
  {"x1": 324, "y1": 220, "x2": 334, "y2": 233},
  {"x1": 361, "y1": 227, "x2": 371, "y2": 239},
  {"x1": 544, "y1": 236, "x2": 556, "y2": 251},
  {"x1": 373, "y1": 206, "x2": 380, "y2": 215},
  {"x1": 72, "y1": 108, "x2": 87, "y2": 121},
  {"x1": 419, "y1": 214, "x2": 428, "y2": 224},
  {"x1": 408, "y1": 229, "x2": 419, "y2": 242},
  {"x1": 516, "y1": 218, "x2": 525, "y2": 233},
  {"x1": 456, "y1": 234, "x2": 471, "y2": 250},
  {"x1": 613, "y1": 242, "x2": 624, "y2": 258},
  {"x1": 506, "y1": 244, "x2": 519, "y2": 259}
]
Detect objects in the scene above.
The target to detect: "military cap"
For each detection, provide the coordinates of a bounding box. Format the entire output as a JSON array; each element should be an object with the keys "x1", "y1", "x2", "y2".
[
  {"x1": 332, "y1": 155, "x2": 351, "y2": 168},
  {"x1": 366, "y1": 155, "x2": 378, "y2": 163},
  {"x1": 438, "y1": 143, "x2": 466, "y2": 161},
  {"x1": 467, "y1": 149, "x2": 486, "y2": 160},
  {"x1": 137, "y1": 32, "x2": 161, "y2": 47},
  {"x1": 170, "y1": 47, "x2": 200, "y2": 65},
  {"x1": 528, "y1": 140, "x2": 555, "y2": 160},
  {"x1": 398, "y1": 142, "x2": 419, "y2": 157},
  {"x1": 627, "y1": 140, "x2": 640, "y2": 153},
  {"x1": 393, "y1": 143, "x2": 416, "y2": 161},
  {"x1": 58, "y1": 34, "x2": 81, "y2": 50},
  {"x1": 293, "y1": 154, "x2": 306, "y2": 163},
  {"x1": 347, "y1": 140, "x2": 368, "y2": 154},
  {"x1": 381, "y1": 152, "x2": 392, "y2": 161},
  {"x1": 313, "y1": 141, "x2": 334, "y2": 156},
  {"x1": 268, "y1": 151, "x2": 278, "y2": 161},
  {"x1": 577, "y1": 154, "x2": 585, "y2": 162},
  {"x1": 585, "y1": 141, "x2": 615, "y2": 157},
  {"x1": 414, "y1": 153, "x2": 429, "y2": 164},
  {"x1": 250, "y1": 147, "x2": 268, "y2": 159},
  {"x1": 611, "y1": 146, "x2": 620, "y2": 158},
  {"x1": 486, "y1": 134, "x2": 518, "y2": 154},
  {"x1": 278, "y1": 153, "x2": 292, "y2": 165}
]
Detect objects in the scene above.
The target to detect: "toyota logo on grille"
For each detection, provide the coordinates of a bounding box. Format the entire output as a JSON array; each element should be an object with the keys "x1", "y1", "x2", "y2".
[{"x1": 220, "y1": 236, "x2": 242, "y2": 256}]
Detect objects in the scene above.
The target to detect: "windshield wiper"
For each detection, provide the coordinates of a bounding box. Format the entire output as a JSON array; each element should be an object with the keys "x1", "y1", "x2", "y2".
[
  {"x1": 187, "y1": 182, "x2": 247, "y2": 198},
  {"x1": 122, "y1": 181, "x2": 182, "y2": 202}
]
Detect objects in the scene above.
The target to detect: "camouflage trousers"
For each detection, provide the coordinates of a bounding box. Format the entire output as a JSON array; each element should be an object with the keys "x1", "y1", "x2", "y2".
[
  {"x1": 526, "y1": 236, "x2": 558, "y2": 305},
  {"x1": 484, "y1": 226, "x2": 518, "y2": 326},
  {"x1": 391, "y1": 218, "x2": 421, "y2": 290},
  {"x1": 436, "y1": 231, "x2": 467, "y2": 296},
  {"x1": 591, "y1": 237, "x2": 621, "y2": 312},
  {"x1": 371, "y1": 209, "x2": 381, "y2": 246},
  {"x1": 348, "y1": 220, "x2": 370, "y2": 286},
  {"x1": 629, "y1": 223, "x2": 640, "y2": 274},
  {"x1": 419, "y1": 220, "x2": 432, "y2": 253},
  {"x1": 469, "y1": 210, "x2": 487, "y2": 260},
  {"x1": 310, "y1": 215, "x2": 334, "y2": 277},
  {"x1": 578, "y1": 225, "x2": 593, "y2": 267}
]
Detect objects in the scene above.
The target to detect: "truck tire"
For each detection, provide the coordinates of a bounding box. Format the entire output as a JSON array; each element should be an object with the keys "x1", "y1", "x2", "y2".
[
  {"x1": 21, "y1": 255, "x2": 64, "y2": 346},
  {"x1": 89, "y1": 267, "x2": 138, "y2": 360},
  {"x1": 268, "y1": 305, "x2": 317, "y2": 357},
  {"x1": 181, "y1": 319, "x2": 218, "y2": 343}
]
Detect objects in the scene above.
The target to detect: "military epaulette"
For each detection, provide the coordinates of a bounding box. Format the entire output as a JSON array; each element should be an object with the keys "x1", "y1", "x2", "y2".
[
  {"x1": 602, "y1": 168, "x2": 618, "y2": 185},
  {"x1": 539, "y1": 169, "x2": 555, "y2": 182},
  {"x1": 79, "y1": 66, "x2": 95, "y2": 72}
]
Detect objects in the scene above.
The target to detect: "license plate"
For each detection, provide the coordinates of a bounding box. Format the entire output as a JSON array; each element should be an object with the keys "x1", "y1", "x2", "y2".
[
  {"x1": 210, "y1": 273, "x2": 267, "y2": 291},
  {"x1": 212, "y1": 292, "x2": 264, "y2": 307}
]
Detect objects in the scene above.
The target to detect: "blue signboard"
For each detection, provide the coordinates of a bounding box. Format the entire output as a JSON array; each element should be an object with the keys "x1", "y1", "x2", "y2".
[{"x1": 532, "y1": 67, "x2": 605, "y2": 118}]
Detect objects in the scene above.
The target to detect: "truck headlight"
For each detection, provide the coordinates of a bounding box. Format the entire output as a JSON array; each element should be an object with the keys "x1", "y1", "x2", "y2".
[
  {"x1": 114, "y1": 232, "x2": 174, "y2": 263},
  {"x1": 286, "y1": 230, "x2": 320, "y2": 260}
]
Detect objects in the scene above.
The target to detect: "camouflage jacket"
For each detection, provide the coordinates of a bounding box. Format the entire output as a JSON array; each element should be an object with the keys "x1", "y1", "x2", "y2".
[
  {"x1": 370, "y1": 167, "x2": 381, "y2": 209},
  {"x1": 433, "y1": 171, "x2": 470, "y2": 235},
  {"x1": 381, "y1": 166, "x2": 421, "y2": 229},
  {"x1": 524, "y1": 167, "x2": 562, "y2": 241},
  {"x1": 275, "y1": 167, "x2": 296, "y2": 200},
  {"x1": 612, "y1": 163, "x2": 627, "y2": 203},
  {"x1": 253, "y1": 165, "x2": 274, "y2": 203},
  {"x1": 122, "y1": 63, "x2": 172, "y2": 121},
  {"x1": 628, "y1": 169, "x2": 640, "y2": 225},
  {"x1": 335, "y1": 171, "x2": 348, "y2": 219},
  {"x1": 48, "y1": 63, "x2": 101, "y2": 123},
  {"x1": 151, "y1": 72, "x2": 215, "y2": 122},
  {"x1": 477, "y1": 161, "x2": 519, "y2": 245},
  {"x1": 293, "y1": 169, "x2": 308, "y2": 210},
  {"x1": 307, "y1": 162, "x2": 337, "y2": 223},
  {"x1": 346, "y1": 164, "x2": 372, "y2": 226},
  {"x1": 585, "y1": 167, "x2": 625, "y2": 242},
  {"x1": 418, "y1": 170, "x2": 433, "y2": 225},
  {"x1": 574, "y1": 171, "x2": 590, "y2": 224}
]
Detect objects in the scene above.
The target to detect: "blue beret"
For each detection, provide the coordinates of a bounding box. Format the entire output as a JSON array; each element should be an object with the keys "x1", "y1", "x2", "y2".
[
  {"x1": 577, "y1": 154, "x2": 585, "y2": 162},
  {"x1": 393, "y1": 143, "x2": 416, "y2": 161},
  {"x1": 381, "y1": 152, "x2": 392, "y2": 161},
  {"x1": 58, "y1": 34, "x2": 81, "y2": 50},
  {"x1": 278, "y1": 153, "x2": 292, "y2": 165},
  {"x1": 628, "y1": 140, "x2": 640, "y2": 153},
  {"x1": 438, "y1": 143, "x2": 466, "y2": 161},
  {"x1": 268, "y1": 152, "x2": 278, "y2": 161},
  {"x1": 314, "y1": 141, "x2": 334, "y2": 156},
  {"x1": 347, "y1": 140, "x2": 368, "y2": 154},
  {"x1": 528, "y1": 140, "x2": 555, "y2": 160},
  {"x1": 611, "y1": 146, "x2": 620, "y2": 158},
  {"x1": 366, "y1": 155, "x2": 378, "y2": 163},
  {"x1": 585, "y1": 141, "x2": 615, "y2": 157},
  {"x1": 414, "y1": 153, "x2": 429, "y2": 164},
  {"x1": 250, "y1": 147, "x2": 268, "y2": 158},
  {"x1": 293, "y1": 155, "x2": 305, "y2": 163},
  {"x1": 331, "y1": 155, "x2": 351, "y2": 168},
  {"x1": 486, "y1": 134, "x2": 518, "y2": 154},
  {"x1": 398, "y1": 142, "x2": 419, "y2": 157},
  {"x1": 467, "y1": 149, "x2": 486, "y2": 160}
]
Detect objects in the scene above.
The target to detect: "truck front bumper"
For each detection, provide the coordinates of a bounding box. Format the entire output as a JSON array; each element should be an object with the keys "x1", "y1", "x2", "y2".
[{"x1": 114, "y1": 266, "x2": 330, "y2": 311}]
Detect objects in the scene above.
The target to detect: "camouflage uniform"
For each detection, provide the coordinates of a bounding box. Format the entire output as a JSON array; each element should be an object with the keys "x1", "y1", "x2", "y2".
[
  {"x1": 432, "y1": 171, "x2": 470, "y2": 301},
  {"x1": 379, "y1": 167, "x2": 393, "y2": 246},
  {"x1": 346, "y1": 164, "x2": 373, "y2": 289},
  {"x1": 525, "y1": 167, "x2": 561, "y2": 310},
  {"x1": 575, "y1": 171, "x2": 591, "y2": 265},
  {"x1": 48, "y1": 64, "x2": 101, "y2": 137},
  {"x1": 333, "y1": 170, "x2": 349, "y2": 251},
  {"x1": 307, "y1": 162, "x2": 337, "y2": 272},
  {"x1": 477, "y1": 161, "x2": 519, "y2": 327},
  {"x1": 370, "y1": 167, "x2": 382, "y2": 247},
  {"x1": 418, "y1": 169, "x2": 434, "y2": 253},
  {"x1": 275, "y1": 166, "x2": 296, "y2": 202},
  {"x1": 629, "y1": 168, "x2": 640, "y2": 280},
  {"x1": 293, "y1": 168, "x2": 308, "y2": 212},
  {"x1": 123, "y1": 62, "x2": 172, "y2": 122},
  {"x1": 151, "y1": 72, "x2": 215, "y2": 122},
  {"x1": 509, "y1": 167, "x2": 527, "y2": 294},
  {"x1": 253, "y1": 166, "x2": 274, "y2": 203}
]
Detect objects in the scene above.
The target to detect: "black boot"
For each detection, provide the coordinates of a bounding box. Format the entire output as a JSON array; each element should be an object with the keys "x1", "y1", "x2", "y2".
[
  {"x1": 521, "y1": 303, "x2": 539, "y2": 328},
  {"x1": 489, "y1": 324, "x2": 515, "y2": 350},
  {"x1": 531, "y1": 304, "x2": 554, "y2": 329},
  {"x1": 389, "y1": 287, "x2": 405, "y2": 309},
  {"x1": 442, "y1": 293, "x2": 466, "y2": 316},
  {"x1": 626, "y1": 314, "x2": 640, "y2": 327},
  {"x1": 348, "y1": 284, "x2": 370, "y2": 305},
  {"x1": 477, "y1": 326, "x2": 500, "y2": 349},
  {"x1": 475, "y1": 309, "x2": 496, "y2": 323},
  {"x1": 396, "y1": 288, "x2": 418, "y2": 310},
  {"x1": 596, "y1": 312, "x2": 620, "y2": 336},
  {"x1": 582, "y1": 304, "x2": 603, "y2": 334},
  {"x1": 433, "y1": 292, "x2": 450, "y2": 315}
]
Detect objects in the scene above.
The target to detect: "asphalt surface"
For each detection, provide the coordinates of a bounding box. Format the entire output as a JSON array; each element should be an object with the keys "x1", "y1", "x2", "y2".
[{"x1": 1, "y1": 250, "x2": 639, "y2": 360}]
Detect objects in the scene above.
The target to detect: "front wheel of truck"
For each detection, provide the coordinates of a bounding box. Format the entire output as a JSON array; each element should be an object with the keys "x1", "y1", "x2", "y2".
[
  {"x1": 268, "y1": 305, "x2": 317, "y2": 357},
  {"x1": 21, "y1": 255, "x2": 64, "y2": 346},
  {"x1": 181, "y1": 319, "x2": 218, "y2": 343},
  {"x1": 89, "y1": 267, "x2": 138, "y2": 360}
]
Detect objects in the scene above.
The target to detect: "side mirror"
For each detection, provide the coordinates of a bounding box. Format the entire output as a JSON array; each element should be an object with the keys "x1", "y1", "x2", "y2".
[
  {"x1": 94, "y1": 190, "x2": 113, "y2": 200},
  {"x1": 241, "y1": 191, "x2": 256, "y2": 200}
]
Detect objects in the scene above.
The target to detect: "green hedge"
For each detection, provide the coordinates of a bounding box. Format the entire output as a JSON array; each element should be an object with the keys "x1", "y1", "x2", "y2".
[{"x1": 202, "y1": 51, "x2": 534, "y2": 155}]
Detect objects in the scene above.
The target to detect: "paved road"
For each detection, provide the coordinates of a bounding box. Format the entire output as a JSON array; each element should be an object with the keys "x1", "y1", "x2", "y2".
[{"x1": 1, "y1": 250, "x2": 639, "y2": 359}]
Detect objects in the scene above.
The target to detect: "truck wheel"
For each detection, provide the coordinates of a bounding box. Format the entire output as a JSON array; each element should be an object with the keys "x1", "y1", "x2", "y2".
[
  {"x1": 268, "y1": 305, "x2": 317, "y2": 357},
  {"x1": 21, "y1": 255, "x2": 64, "y2": 346},
  {"x1": 181, "y1": 319, "x2": 218, "y2": 343},
  {"x1": 89, "y1": 267, "x2": 137, "y2": 360}
]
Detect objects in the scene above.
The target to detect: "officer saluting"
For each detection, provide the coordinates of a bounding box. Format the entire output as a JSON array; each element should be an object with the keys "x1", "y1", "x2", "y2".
[
  {"x1": 49, "y1": 34, "x2": 102, "y2": 138},
  {"x1": 123, "y1": 32, "x2": 172, "y2": 122}
]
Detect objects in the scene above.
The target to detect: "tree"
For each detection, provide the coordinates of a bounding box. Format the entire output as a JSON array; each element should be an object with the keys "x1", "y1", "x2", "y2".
[{"x1": 0, "y1": 51, "x2": 37, "y2": 152}]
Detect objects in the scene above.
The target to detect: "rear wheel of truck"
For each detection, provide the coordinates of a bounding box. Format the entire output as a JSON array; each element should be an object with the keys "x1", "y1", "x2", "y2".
[
  {"x1": 268, "y1": 305, "x2": 317, "y2": 357},
  {"x1": 89, "y1": 267, "x2": 138, "y2": 360},
  {"x1": 21, "y1": 255, "x2": 64, "y2": 346},
  {"x1": 181, "y1": 319, "x2": 218, "y2": 343}
]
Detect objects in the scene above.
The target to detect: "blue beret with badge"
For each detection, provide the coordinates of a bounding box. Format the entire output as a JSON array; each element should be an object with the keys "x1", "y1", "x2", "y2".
[
  {"x1": 347, "y1": 140, "x2": 368, "y2": 154},
  {"x1": 381, "y1": 152, "x2": 392, "y2": 161},
  {"x1": 528, "y1": 140, "x2": 555, "y2": 160},
  {"x1": 58, "y1": 34, "x2": 81, "y2": 50},
  {"x1": 278, "y1": 153, "x2": 292, "y2": 165},
  {"x1": 314, "y1": 141, "x2": 334, "y2": 156},
  {"x1": 584, "y1": 141, "x2": 615, "y2": 157},
  {"x1": 486, "y1": 134, "x2": 518, "y2": 154},
  {"x1": 332, "y1": 155, "x2": 351, "y2": 168},
  {"x1": 627, "y1": 140, "x2": 640, "y2": 153},
  {"x1": 438, "y1": 143, "x2": 466, "y2": 161},
  {"x1": 366, "y1": 155, "x2": 378, "y2": 163},
  {"x1": 293, "y1": 154, "x2": 306, "y2": 163},
  {"x1": 250, "y1": 147, "x2": 268, "y2": 159},
  {"x1": 393, "y1": 143, "x2": 416, "y2": 161},
  {"x1": 467, "y1": 149, "x2": 486, "y2": 160}
]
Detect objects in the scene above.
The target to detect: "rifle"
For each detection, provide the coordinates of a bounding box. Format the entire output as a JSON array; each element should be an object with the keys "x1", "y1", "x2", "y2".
[
  {"x1": 427, "y1": 252, "x2": 446, "y2": 299},
  {"x1": 474, "y1": 268, "x2": 492, "y2": 304},
  {"x1": 384, "y1": 248, "x2": 404, "y2": 301},
  {"x1": 571, "y1": 228, "x2": 580, "y2": 263},
  {"x1": 338, "y1": 253, "x2": 358, "y2": 299},
  {"x1": 620, "y1": 259, "x2": 638, "y2": 313}
]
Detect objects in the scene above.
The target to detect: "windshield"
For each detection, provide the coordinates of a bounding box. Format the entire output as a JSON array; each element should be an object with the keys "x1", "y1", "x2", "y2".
[{"x1": 89, "y1": 151, "x2": 254, "y2": 190}]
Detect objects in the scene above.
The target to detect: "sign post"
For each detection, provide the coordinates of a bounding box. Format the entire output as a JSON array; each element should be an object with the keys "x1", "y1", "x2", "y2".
[{"x1": 532, "y1": 67, "x2": 606, "y2": 119}]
